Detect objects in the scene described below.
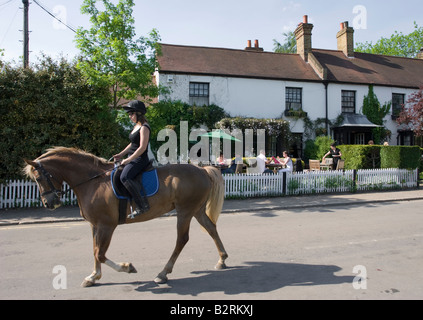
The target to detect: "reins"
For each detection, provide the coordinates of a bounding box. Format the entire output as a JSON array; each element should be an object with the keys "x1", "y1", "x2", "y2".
[{"x1": 35, "y1": 160, "x2": 116, "y2": 196}]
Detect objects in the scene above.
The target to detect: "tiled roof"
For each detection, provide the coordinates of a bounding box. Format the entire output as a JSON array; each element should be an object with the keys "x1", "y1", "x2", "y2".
[
  {"x1": 157, "y1": 43, "x2": 423, "y2": 89},
  {"x1": 157, "y1": 44, "x2": 321, "y2": 82},
  {"x1": 312, "y1": 49, "x2": 423, "y2": 89}
]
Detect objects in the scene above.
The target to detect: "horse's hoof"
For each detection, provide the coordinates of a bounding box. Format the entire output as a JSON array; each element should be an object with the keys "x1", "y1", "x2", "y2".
[
  {"x1": 128, "y1": 263, "x2": 137, "y2": 273},
  {"x1": 154, "y1": 275, "x2": 168, "y2": 284},
  {"x1": 81, "y1": 279, "x2": 95, "y2": 288},
  {"x1": 215, "y1": 262, "x2": 227, "y2": 270}
]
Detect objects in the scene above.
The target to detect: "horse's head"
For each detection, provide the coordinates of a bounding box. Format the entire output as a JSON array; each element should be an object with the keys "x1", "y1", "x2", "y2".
[{"x1": 24, "y1": 159, "x2": 63, "y2": 210}]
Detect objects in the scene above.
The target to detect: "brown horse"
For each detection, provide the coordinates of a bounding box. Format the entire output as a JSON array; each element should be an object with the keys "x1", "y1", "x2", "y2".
[{"x1": 24, "y1": 147, "x2": 228, "y2": 287}]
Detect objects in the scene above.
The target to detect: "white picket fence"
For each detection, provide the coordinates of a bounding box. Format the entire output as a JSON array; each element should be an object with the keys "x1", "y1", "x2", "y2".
[
  {"x1": 0, "y1": 168, "x2": 419, "y2": 209},
  {"x1": 0, "y1": 181, "x2": 77, "y2": 209},
  {"x1": 223, "y1": 168, "x2": 419, "y2": 198}
]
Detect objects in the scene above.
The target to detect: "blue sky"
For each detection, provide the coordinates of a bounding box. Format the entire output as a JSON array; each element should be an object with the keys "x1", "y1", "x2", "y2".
[{"x1": 1, "y1": 0, "x2": 422, "y2": 64}]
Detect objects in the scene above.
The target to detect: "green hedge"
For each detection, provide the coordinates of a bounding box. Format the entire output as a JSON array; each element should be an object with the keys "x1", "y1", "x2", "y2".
[
  {"x1": 338, "y1": 145, "x2": 421, "y2": 170},
  {"x1": 380, "y1": 146, "x2": 421, "y2": 169}
]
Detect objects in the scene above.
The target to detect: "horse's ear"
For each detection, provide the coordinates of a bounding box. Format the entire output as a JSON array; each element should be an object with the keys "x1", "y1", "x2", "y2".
[{"x1": 24, "y1": 159, "x2": 37, "y2": 167}]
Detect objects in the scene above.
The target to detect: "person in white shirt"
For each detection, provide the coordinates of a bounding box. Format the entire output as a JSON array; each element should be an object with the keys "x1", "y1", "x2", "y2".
[
  {"x1": 278, "y1": 151, "x2": 293, "y2": 174},
  {"x1": 256, "y1": 150, "x2": 273, "y2": 174}
]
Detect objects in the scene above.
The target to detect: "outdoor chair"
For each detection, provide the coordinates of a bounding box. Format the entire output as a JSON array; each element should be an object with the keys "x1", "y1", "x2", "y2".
[
  {"x1": 247, "y1": 159, "x2": 261, "y2": 174},
  {"x1": 309, "y1": 160, "x2": 321, "y2": 171},
  {"x1": 336, "y1": 159, "x2": 345, "y2": 171},
  {"x1": 235, "y1": 163, "x2": 244, "y2": 174}
]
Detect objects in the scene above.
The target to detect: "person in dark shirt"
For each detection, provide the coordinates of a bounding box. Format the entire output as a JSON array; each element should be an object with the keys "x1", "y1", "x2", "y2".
[
  {"x1": 113, "y1": 100, "x2": 151, "y2": 217},
  {"x1": 323, "y1": 143, "x2": 342, "y2": 170}
]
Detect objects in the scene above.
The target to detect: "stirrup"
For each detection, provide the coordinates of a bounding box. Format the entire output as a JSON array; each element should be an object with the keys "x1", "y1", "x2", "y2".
[{"x1": 127, "y1": 205, "x2": 148, "y2": 219}]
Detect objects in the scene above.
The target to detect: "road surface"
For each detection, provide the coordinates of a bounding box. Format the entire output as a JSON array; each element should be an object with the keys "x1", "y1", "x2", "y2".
[{"x1": 1, "y1": 199, "x2": 423, "y2": 300}]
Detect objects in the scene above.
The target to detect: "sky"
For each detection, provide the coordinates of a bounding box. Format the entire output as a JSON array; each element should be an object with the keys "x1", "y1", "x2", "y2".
[{"x1": 1, "y1": 0, "x2": 422, "y2": 65}]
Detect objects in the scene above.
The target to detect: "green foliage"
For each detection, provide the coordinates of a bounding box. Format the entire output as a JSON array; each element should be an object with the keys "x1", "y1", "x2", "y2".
[
  {"x1": 380, "y1": 146, "x2": 421, "y2": 169},
  {"x1": 356, "y1": 22, "x2": 423, "y2": 58},
  {"x1": 304, "y1": 136, "x2": 334, "y2": 161},
  {"x1": 147, "y1": 100, "x2": 229, "y2": 151},
  {"x1": 0, "y1": 55, "x2": 127, "y2": 180},
  {"x1": 362, "y1": 85, "x2": 391, "y2": 144},
  {"x1": 315, "y1": 136, "x2": 335, "y2": 160},
  {"x1": 338, "y1": 145, "x2": 421, "y2": 170},
  {"x1": 75, "y1": 0, "x2": 161, "y2": 108},
  {"x1": 273, "y1": 31, "x2": 296, "y2": 53},
  {"x1": 339, "y1": 145, "x2": 380, "y2": 169},
  {"x1": 216, "y1": 117, "x2": 290, "y2": 136}
]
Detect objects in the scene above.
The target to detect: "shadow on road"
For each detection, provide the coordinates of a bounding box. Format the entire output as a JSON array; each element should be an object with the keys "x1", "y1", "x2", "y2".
[{"x1": 134, "y1": 261, "x2": 355, "y2": 296}]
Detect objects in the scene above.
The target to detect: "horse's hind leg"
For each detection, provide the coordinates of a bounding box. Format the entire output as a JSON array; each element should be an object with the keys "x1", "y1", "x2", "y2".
[
  {"x1": 154, "y1": 215, "x2": 191, "y2": 284},
  {"x1": 195, "y1": 211, "x2": 228, "y2": 270}
]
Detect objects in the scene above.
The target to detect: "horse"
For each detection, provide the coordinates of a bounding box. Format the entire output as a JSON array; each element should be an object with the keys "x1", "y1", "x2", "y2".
[{"x1": 23, "y1": 147, "x2": 228, "y2": 287}]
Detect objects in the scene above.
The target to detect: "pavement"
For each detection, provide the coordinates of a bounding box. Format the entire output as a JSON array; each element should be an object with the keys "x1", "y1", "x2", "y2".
[{"x1": 1, "y1": 188, "x2": 423, "y2": 227}]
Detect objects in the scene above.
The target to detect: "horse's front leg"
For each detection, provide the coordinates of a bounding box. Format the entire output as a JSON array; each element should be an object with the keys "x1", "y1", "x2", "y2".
[
  {"x1": 81, "y1": 223, "x2": 136, "y2": 287},
  {"x1": 81, "y1": 225, "x2": 103, "y2": 287}
]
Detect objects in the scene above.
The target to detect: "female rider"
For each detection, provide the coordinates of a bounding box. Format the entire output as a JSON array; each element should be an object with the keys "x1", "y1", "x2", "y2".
[{"x1": 114, "y1": 100, "x2": 150, "y2": 217}]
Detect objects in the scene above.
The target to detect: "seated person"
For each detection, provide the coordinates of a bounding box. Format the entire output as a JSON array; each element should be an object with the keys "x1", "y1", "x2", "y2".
[
  {"x1": 256, "y1": 150, "x2": 273, "y2": 174},
  {"x1": 278, "y1": 151, "x2": 293, "y2": 174},
  {"x1": 216, "y1": 153, "x2": 226, "y2": 165},
  {"x1": 222, "y1": 154, "x2": 243, "y2": 174}
]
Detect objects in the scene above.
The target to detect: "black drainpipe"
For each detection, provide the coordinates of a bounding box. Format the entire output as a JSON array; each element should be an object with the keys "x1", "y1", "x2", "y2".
[{"x1": 324, "y1": 81, "x2": 329, "y2": 135}]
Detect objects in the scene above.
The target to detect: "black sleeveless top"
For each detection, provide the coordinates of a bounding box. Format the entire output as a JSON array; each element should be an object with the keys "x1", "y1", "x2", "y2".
[{"x1": 128, "y1": 123, "x2": 151, "y2": 161}]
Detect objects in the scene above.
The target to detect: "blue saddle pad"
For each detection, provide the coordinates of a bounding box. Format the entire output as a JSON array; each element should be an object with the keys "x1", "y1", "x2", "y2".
[{"x1": 111, "y1": 168, "x2": 159, "y2": 200}]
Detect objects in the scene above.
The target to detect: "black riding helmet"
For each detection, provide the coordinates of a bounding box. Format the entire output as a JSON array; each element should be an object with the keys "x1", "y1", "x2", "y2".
[{"x1": 123, "y1": 100, "x2": 146, "y2": 115}]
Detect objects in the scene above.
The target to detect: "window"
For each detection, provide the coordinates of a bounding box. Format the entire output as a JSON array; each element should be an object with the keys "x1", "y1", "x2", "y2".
[
  {"x1": 392, "y1": 93, "x2": 405, "y2": 117},
  {"x1": 354, "y1": 133, "x2": 365, "y2": 145},
  {"x1": 285, "y1": 87, "x2": 302, "y2": 111},
  {"x1": 342, "y1": 90, "x2": 356, "y2": 113},
  {"x1": 189, "y1": 82, "x2": 209, "y2": 106}
]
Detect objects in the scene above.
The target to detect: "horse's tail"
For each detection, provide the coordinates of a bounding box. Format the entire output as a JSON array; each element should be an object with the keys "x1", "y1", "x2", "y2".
[{"x1": 203, "y1": 166, "x2": 225, "y2": 225}]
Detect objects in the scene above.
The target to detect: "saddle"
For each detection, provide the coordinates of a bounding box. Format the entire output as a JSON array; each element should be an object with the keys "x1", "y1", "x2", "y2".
[{"x1": 111, "y1": 161, "x2": 159, "y2": 224}]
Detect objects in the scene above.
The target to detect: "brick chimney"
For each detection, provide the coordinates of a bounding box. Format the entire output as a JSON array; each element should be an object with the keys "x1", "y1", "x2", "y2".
[
  {"x1": 337, "y1": 21, "x2": 354, "y2": 57},
  {"x1": 417, "y1": 47, "x2": 423, "y2": 59},
  {"x1": 245, "y1": 39, "x2": 263, "y2": 52},
  {"x1": 295, "y1": 15, "x2": 313, "y2": 62}
]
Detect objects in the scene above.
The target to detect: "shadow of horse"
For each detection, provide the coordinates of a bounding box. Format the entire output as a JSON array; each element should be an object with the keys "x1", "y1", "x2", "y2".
[{"x1": 134, "y1": 261, "x2": 355, "y2": 296}]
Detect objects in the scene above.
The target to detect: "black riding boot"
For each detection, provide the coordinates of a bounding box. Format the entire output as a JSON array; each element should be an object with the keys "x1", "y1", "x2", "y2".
[{"x1": 123, "y1": 179, "x2": 150, "y2": 217}]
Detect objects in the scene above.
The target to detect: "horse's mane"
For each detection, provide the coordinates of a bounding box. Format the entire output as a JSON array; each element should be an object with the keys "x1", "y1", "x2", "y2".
[
  {"x1": 24, "y1": 147, "x2": 111, "y2": 180},
  {"x1": 38, "y1": 147, "x2": 109, "y2": 164}
]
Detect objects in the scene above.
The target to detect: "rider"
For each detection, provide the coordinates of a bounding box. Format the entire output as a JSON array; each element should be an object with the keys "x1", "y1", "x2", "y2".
[{"x1": 113, "y1": 100, "x2": 151, "y2": 217}]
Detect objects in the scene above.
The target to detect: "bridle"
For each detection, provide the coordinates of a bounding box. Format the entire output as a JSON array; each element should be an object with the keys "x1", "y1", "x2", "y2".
[
  {"x1": 34, "y1": 161, "x2": 63, "y2": 199},
  {"x1": 33, "y1": 160, "x2": 115, "y2": 199}
]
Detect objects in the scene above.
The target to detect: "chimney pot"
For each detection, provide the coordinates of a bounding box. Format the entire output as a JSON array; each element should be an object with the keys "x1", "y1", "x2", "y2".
[
  {"x1": 247, "y1": 40, "x2": 251, "y2": 48},
  {"x1": 295, "y1": 15, "x2": 313, "y2": 62},
  {"x1": 254, "y1": 39, "x2": 259, "y2": 48},
  {"x1": 337, "y1": 21, "x2": 354, "y2": 57}
]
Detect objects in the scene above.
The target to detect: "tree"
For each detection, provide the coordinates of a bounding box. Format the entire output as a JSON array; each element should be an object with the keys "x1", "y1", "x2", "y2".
[
  {"x1": 273, "y1": 31, "x2": 296, "y2": 53},
  {"x1": 362, "y1": 85, "x2": 391, "y2": 144},
  {"x1": 397, "y1": 88, "x2": 423, "y2": 137},
  {"x1": 356, "y1": 22, "x2": 423, "y2": 58},
  {"x1": 75, "y1": 0, "x2": 161, "y2": 108}
]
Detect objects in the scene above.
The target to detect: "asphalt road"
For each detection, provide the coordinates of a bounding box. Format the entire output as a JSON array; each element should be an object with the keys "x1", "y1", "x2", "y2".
[{"x1": 1, "y1": 199, "x2": 423, "y2": 300}]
